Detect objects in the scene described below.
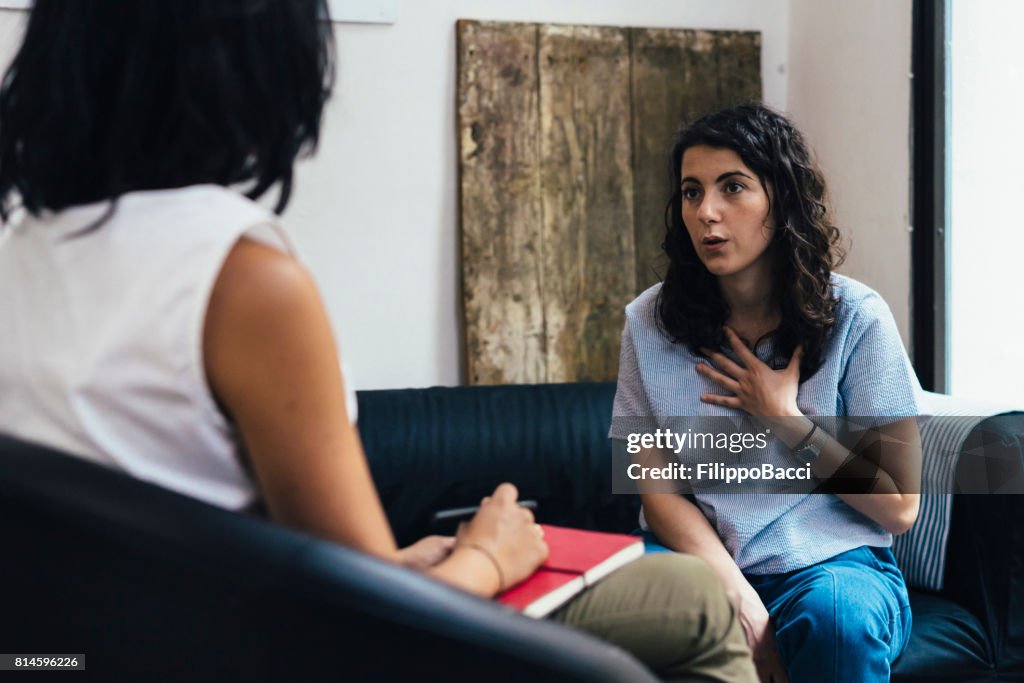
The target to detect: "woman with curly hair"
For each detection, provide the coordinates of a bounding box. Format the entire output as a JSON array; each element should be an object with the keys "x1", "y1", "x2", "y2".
[{"x1": 612, "y1": 104, "x2": 921, "y2": 683}]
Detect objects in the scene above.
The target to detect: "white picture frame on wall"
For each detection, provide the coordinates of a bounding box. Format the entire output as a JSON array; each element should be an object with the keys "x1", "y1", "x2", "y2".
[
  {"x1": 0, "y1": 0, "x2": 398, "y2": 24},
  {"x1": 328, "y1": 0, "x2": 397, "y2": 24}
]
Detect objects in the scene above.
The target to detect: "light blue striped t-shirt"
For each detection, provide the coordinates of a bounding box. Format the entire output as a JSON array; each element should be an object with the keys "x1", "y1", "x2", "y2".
[{"x1": 610, "y1": 274, "x2": 919, "y2": 574}]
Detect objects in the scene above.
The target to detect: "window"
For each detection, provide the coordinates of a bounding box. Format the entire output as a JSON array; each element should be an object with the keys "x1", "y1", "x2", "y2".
[
  {"x1": 948, "y1": 0, "x2": 1023, "y2": 403},
  {"x1": 914, "y1": 0, "x2": 1023, "y2": 404}
]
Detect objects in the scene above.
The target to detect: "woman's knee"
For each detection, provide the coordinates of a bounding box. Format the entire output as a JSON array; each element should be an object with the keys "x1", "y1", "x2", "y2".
[
  {"x1": 556, "y1": 553, "x2": 753, "y2": 680},
  {"x1": 776, "y1": 568, "x2": 894, "y2": 655}
]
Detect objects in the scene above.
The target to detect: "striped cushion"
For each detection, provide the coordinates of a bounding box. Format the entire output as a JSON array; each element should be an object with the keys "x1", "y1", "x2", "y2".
[{"x1": 892, "y1": 391, "x2": 1019, "y2": 591}]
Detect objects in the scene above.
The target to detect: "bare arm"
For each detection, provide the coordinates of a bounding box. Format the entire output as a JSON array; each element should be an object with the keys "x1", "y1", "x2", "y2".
[
  {"x1": 763, "y1": 413, "x2": 921, "y2": 534},
  {"x1": 641, "y1": 471, "x2": 787, "y2": 683},
  {"x1": 204, "y1": 238, "x2": 396, "y2": 554},
  {"x1": 641, "y1": 490, "x2": 746, "y2": 603},
  {"x1": 204, "y1": 239, "x2": 544, "y2": 597}
]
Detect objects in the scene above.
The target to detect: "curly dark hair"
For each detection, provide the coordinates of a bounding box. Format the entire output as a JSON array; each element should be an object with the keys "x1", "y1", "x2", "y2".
[
  {"x1": 657, "y1": 104, "x2": 845, "y2": 379},
  {"x1": 0, "y1": 0, "x2": 334, "y2": 221}
]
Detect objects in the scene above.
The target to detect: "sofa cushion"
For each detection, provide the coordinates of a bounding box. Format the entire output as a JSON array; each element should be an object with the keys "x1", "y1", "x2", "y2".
[
  {"x1": 893, "y1": 396, "x2": 1023, "y2": 592},
  {"x1": 892, "y1": 591, "x2": 992, "y2": 682},
  {"x1": 357, "y1": 383, "x2": 638, "y2": 545}
]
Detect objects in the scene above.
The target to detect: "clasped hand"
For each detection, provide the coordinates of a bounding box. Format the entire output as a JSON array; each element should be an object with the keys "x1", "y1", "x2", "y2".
[
  {"x1": 698, "y1": 327, "x2": 802, "y2": 418},
  {"x1": 397, "y1": 534, "x2": 456, "y2": 571},
  {"x1": 398, "y1": 483, "x2": 547, "y2": 593},
  {"x1": 456, "y1": 483, "x2": 548, "y2": 589}
]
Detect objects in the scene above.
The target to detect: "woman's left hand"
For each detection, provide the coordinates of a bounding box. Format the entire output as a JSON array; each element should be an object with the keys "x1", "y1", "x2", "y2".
[
  {"x1": 698, "y1": 327, "x2": 803, "y2": 418},
  {"x1": 397, "y1": 535, "x2": 456, "y2": 571}
]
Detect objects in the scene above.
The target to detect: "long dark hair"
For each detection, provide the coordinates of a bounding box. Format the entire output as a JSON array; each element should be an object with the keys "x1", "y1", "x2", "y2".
[
  {"x1": 0, "y1": 0, "x2": 334, "y2": 220},
  {"x1": 657, "y1": 104, "x2": 844, "y2": 379}
]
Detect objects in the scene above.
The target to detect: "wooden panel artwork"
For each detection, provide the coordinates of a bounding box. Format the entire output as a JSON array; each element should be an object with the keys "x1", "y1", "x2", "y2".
[
  {"x1": 458, "y1": 20, "x2": 761, "y2": 385},
  {"x1": 631, "y1": 29, "x2": 761, "y2": 293}
]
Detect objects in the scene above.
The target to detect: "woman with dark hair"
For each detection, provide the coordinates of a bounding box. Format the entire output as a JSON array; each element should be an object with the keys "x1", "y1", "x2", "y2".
[
  {"x1": 0, "y1": 2, "x2": 756, "y2": 681},
  {"x1": 611, "y1": 104, "x2": 921, "y2": 683}
]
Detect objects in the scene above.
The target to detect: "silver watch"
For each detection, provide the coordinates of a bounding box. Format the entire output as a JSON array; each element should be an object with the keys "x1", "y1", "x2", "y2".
[{"x1": 794, "y1": 425, "x2": 826, "y2": 464}]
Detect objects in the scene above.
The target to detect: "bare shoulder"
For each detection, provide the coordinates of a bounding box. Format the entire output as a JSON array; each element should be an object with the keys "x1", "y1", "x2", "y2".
[
  {"x1": 208, "y1": 237, "x2": 320, "y2": 324},
  {"x1": 203, "y1": 237, "x2": 339, "y2": 418}
]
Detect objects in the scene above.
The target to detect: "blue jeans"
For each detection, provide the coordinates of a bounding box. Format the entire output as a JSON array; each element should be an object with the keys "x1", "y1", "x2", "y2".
[{"x1": 642, "y1": 535, "x2": 912, "y2": 682}]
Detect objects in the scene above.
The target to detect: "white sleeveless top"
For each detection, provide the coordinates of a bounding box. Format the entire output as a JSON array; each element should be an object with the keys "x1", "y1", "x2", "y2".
[{"x1": 0, "y1": 184, "x2": 351, "y2": 510}]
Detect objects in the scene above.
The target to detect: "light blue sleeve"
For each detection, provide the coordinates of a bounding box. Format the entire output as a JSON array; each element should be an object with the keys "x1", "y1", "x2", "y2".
[
  {"x1": 839, "y1": 293, "x2": 920, "y2": 420},
  {"x1": 609, "y1": 322, "x2": 657, "y2": 439}
]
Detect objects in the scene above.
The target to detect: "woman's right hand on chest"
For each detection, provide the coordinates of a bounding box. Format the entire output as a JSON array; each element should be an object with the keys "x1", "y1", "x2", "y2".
[{"x1": 457, "y1": 483, "x2": 548, "y2": 591}]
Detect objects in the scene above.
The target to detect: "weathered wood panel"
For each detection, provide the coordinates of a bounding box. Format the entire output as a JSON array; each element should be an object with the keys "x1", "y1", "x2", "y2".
[
  {"x1": 714, "y1": 31, "x2": 762, "y2": 107},
  {"x1": 458, "y1": 20, "x2": 761, "y2": 385},
  {"x1": 538, "y1": 24, "x2": 635, "y2": 382},
  {"x1": 457, "y1": 20, "x2": 544, "y2": 384},
  {"x1": 630, "y1": 29, "x2": 762, "y2": 293}
]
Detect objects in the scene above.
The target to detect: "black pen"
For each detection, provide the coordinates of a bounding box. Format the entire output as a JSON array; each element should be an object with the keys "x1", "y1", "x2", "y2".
[{"x1": 430, "y1": 499, "x2": 538, "y2": 527}]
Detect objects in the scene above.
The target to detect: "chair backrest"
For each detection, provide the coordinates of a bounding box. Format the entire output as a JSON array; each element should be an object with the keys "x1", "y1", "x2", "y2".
[
  {"x1": 0, "y1": 434, "x2": 657, "y2": 682},
  {"x1": 356, "y1": 382, "x2": 639, "y2": 545}
]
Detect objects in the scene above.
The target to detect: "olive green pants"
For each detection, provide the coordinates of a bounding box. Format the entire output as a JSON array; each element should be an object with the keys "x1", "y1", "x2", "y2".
[{"x1": 551, "y1": 554, "x2": 756, "y2": 683}]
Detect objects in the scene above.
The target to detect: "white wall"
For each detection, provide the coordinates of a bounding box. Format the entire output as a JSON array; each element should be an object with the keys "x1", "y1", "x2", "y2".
[
  {"x1": 1, "y1": 1, "x2": 917, "y2": 389},
  {"x1": 787, "y1": 0, "x2": 913, "y2": 344}
]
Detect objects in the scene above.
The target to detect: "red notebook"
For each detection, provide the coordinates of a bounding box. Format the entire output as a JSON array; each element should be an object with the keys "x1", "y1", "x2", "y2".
[{"x1": 497, "y1": 525, "x2": 644, "y2": 618}]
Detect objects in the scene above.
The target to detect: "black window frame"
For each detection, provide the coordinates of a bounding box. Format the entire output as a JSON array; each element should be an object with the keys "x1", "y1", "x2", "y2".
[{"x1": 911, "y1": 0, "x2": 949, "y2": 392}]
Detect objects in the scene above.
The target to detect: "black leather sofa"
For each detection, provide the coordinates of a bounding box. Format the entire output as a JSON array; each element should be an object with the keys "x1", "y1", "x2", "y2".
[{"x1": 2, "y1": 382, "x2": 1021, "y2": 682}]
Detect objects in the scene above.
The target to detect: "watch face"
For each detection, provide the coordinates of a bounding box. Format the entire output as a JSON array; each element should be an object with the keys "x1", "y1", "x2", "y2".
[
  {"x1": 803, "y1": 431, "x2": 826, "y2": 462},
  {"x1": 792, "y1": 425, "x2": 825, "y2": 464},
  {"x1": 796, "y1": 438, "x2": 823, "y2": 463}
]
